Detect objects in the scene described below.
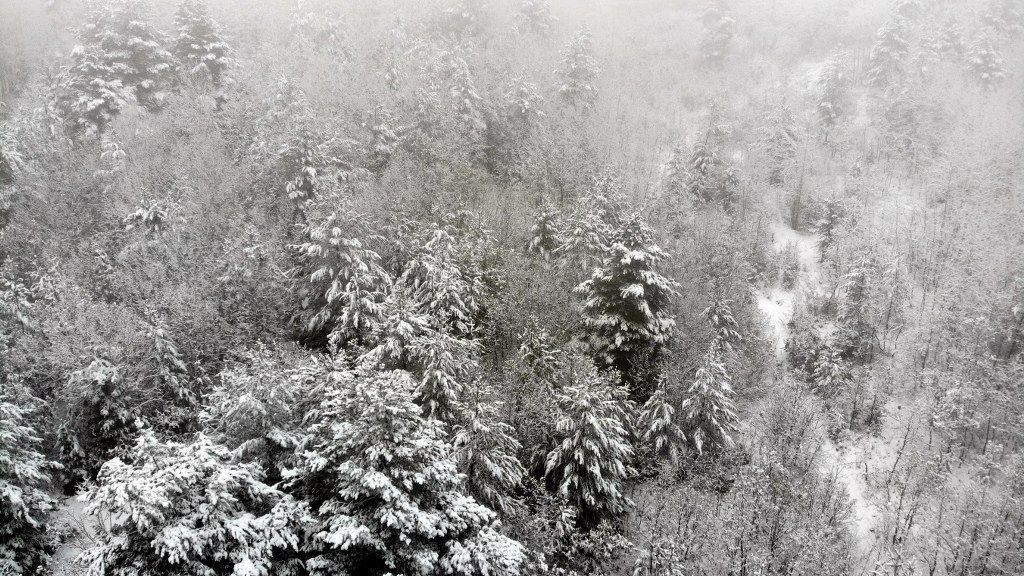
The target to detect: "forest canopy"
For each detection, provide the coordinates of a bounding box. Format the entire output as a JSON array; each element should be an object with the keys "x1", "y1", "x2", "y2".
[{"x1": 0, "y1": 0, "x2": 1023, "y2": 575}]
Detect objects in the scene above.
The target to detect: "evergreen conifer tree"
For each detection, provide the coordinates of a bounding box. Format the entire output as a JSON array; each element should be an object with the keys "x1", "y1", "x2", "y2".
[
  {"x1": 556, "y1": 28, "x2": 600, "y2": 110},
  {"x1": 291, "y1": 369, "x2": 526, "y2": 576},
  {"x1": 80, "y1": 0, "x2": 177, "y2": 110},
  {"x1": 289, "y1": 212, "x2": 392, "y2": 348},
  {"x1": 527, "y1": 204, "x2": 564, "y2": 260},
  {"x1": 965, "y1": 36, "x2": 1006, "y2": 88},
  {"x1": 867, "y1": 18, "x2": 910, "y2": 89},
  {"x1": 453, "y1": 389, "x2": 526, "y2": 515},
  {"x1": 575, "y1": 214, "x2": 677, "y2": 394},
  {"x1": 411, "y1": 329, "x2": 478, "y2": 422},
  {"x1": 679, "y1": 341, "x2": 739, "y2": 455},
  {"x1": 58, "y1": 358, "x2": 141, "y2": 488},
  {"x1": 684, "y1": 120, "x2": 740, "y2": 207},
  {"x1": 80, "y1": 432, "x2": 311, "y2": 575},
  {"x1": 517, "y1": 0, "x2": 555, "y2": 36},
  {"x1": 0, "y1": 385, "x2": 59, "y2": 575},
  {"x1": 636, "y1": 379, "x2": 685, "y2": 463},
  {"x1": 700, "y1": 1, "x2": 736, "y2": 67},
  {"x1": 54, "y1": 44, "x2": 132, "y2": 136},
  {"x1": 173, "y1": 0, "x2": 232, "y2": 87},
  {"x1": 544, "y1": 361, "x2": 635, "y2": 525}
]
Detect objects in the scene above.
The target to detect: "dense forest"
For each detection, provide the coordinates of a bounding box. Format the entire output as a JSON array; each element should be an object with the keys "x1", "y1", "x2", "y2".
[{"x1": 1, "y1": 0, "x2": 1023, "y2": 574}]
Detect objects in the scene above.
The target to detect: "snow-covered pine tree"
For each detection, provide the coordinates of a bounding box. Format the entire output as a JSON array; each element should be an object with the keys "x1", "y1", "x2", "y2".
[
  {"x1": 867, "y1": 17, "x2": 910, "y2": 90},
  {"x1": 144, "y1": 316, "x2": 192, "y2": 402},
  {"x1": 453, "y1": 388, "x2": 526, "y2": 515},
  {"x1": 57, "y1": 358, "x2": 141, "y2": 488},
  {"x1": 289, "y1": 211, "x2": 391, "y2": 348},
  {"x1": 679, "y1": 341, "x2": 739, "y2": 455},
  {"x1": 0, "y1": 385, "x2": 59, "y2": 575},
  {"x1": 760, "y1": 105, "x2": 799, "y2": 186},
  {"x1": 509, "y1": 319, "x2": 563, "y2": 475},
  {"x1": 703, "y1": 298, "x2": 741, "y2": 353},
  {"x1": 53, "y1": 44, "x2": 132, "y2": 136},
  {"x1": 173, "y1": 0, "x2": 232, "y2": 87},
  {"x1": 575, "y1": 213, "x2": 677, "y2": 395},
  {"x1": 517, "y1": 0, "x2": 555, "y2": 36},
  {"x1": 545, "y1": 360, "x2": 636, "y2": 526},
  {"x1": 80, "y1": 0, "x2": 177, "y2": 111},
  {"x1": 364, "y1": 105, "x2": 401, "y2": 175},
  {"x1": 838, "y1": 258, "x2": 877, "y2": 360},
  {"x1": 359, "y1": 283, "x2": 434, "y2": 370},
  {"x1": 663, "y1": 144, "x2": 689, "y2": 199},
  {"x1": 80, "y1": 431, "x2": 311, "y2": 576},
  {"x1": 0, "y1": 121, "x2": 24, "y2": 186},
  {"x1": 636, "y1": 379, "x2": 685, "y2": 462},
  {"x1": 556, "y1": 28, "x2": 600, "y2": 110},
  {"x1": 965, "y1": 36, "x2": 1006, "y2": 88},
  {"x1": 816, "y1": 53, "x2": 848, "y2": 131},
  {"x1": 527, "y1": 204, "x2": 564, "y2": 260},
  {"x1": 700, "y1": 1, "x2": 736, "y2": 67},
  {"x1": 399, "y1": 226, "x2": 482, "y2": 337},
  {"x1": 811, "y1": 346, "x2": 848, "y2": 397},
  {"x1": 410, "y1": 329, "x2": 479, "y2": 422},
  {"x1": 817, "y1": 198, "x2": 844, "y2": 260},
  {"x1": 201, "y1": 343, "x2": 316, "y2": 481},
  {"x1": 684, "y1": 120, "x2": 740, "y2": 207},
  {"x1": 291, "y1": 369, "x2": 525, "y2": 576}
]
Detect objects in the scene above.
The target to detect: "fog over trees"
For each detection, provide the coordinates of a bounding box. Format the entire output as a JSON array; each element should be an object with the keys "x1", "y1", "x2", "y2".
[{"x1": 1, "y1": 0, "x2": 1023, "y2": 575}]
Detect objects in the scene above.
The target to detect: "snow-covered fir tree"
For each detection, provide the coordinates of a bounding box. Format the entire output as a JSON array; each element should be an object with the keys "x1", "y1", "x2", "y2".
[
  {"x1": 965, "y1": 36, "x2": 1006, "y2": 88},
  {"x1": 140, "y1": 315, "x2": 197, "y2": 431},
  {"x1": 399, "y1": 226, "x2": 482, "y2": 337},
  {"x1": 201, "y1": 343, "x2": 315, "y2": 480},
  {"x1": 79, "y1": 0, "x2": 177, "y2": 110},
  {"x1": 679, "y1": 341, "x2": 739, "y2": 455},
  {"x1": 364, "y1": 105, "x2": 402, "y2": 175},
  {"x1": 838, "y1": 258, "x2": 877, "y2": 360},
  {"x1": 410, "y1": 329, "x2": 478, "y2": 422},
  {"x1": 289, "y1": 212, "x2": 391, "y2": 348},
  {"x1": 527, "y1": 204, "x2": 564, "y2": 260},
  {"x1": 360, "y1": 283, "x2": 434, "y2": 370},
  {"x1": 663, "y1": 144, "x2": 689, "y2": 200},
  {"x1": 815, "y1": 53, "x2": 848, "y2": 131},
  {"x1": 53, "y1": 44, "x2": 132, "y2": 136},
  {"x1": 57, "y1": 357, "x2": 140, "y2": 488},
  {"x1": 453, "y1": 387, "x2": 526, "y2": 515},
  {"x1": 683, "y1": 120, "x2": 740, "y2": 207},
  {"x1": 173, "y1": 0, "x2": 232, "y2": 87},
  {"x1": 700, "y1": 1, "x2": 736, "y2": 67},
  {"x1": 80, "y1": 431, "x2": 311, "y2": 575},
  {"x1": 867, "y1": 17, "x2": 910, "y2": 90},
  {"x1": 575, "y1": 214, "x2": 677, "y2": 394},
  {"x1": 703, "y1": 298, "x2": 741, "y2": 353},
  {"x1": 0, "y1": 385, "x2": 58, "y2": 575},
  {"x1": 636, "y1": 379, "x2": 685, "y2": 463},
  {"x1": 508, "y1": 319, "x2": 563, "y2": 475},
  {"x1": 760, "y1": 105, "x2": 800, "y2": 186},
  {"x1": 811, "y1": 346, "x2": 848, "y2": 397},
  {"x1": 545, "y1": 359, "x2": 635, "y2": 525},
  {"x1": 817, "y1": 198, "x2": 844, "y2": 261},
  {"x1": 290, "y1": 369, "x2": 525, "y2": 576},
  {"x1": 517, "y1": 0, "x2": 555, "y2": 37},
  {"x1": 556, "y1": 28, "x2": 600, "y2": 110},
  {"x1": 555, "y1": 196, "x2": 614, "y2": 275}
]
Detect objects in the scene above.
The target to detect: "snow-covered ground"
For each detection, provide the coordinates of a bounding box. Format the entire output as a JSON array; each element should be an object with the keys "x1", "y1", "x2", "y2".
[
  {"x1": 755, "y1": 220, "x2": 882, "y2": 571},
  {"x1": 50, "y1": 492, "x2": 96, "y2": 575}
]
